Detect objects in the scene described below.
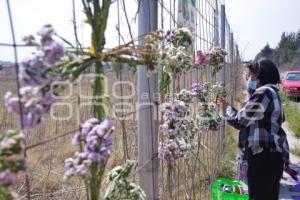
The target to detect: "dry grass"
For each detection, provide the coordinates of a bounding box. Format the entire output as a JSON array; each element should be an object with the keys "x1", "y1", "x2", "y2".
[{"x1": 0, "y1": 68, "x2": 240, "y2": 200}]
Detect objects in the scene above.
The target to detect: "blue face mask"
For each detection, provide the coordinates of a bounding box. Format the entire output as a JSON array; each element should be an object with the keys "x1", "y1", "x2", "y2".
[{"x1": 247, "y1": 80, "x2": 257, "y2": 95}]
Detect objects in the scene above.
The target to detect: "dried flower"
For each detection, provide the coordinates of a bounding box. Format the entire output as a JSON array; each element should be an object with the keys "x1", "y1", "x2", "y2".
[
  {"x1": 104, "y1": 160, "x2": 146, "y2": 200},
  {"x1": 6, "y1": 25, "x2": 65, "y2": 129},
  {"x1": 165, "y1": 28, "x2": 192, "y2": 48},
  {"x1": 22, "y1": 35, "x2": 38, "y2": 46},
  {"x1": 195, "y1": 50, "x2": 210, "y2": 66},
  {"x1": 165, "y1": 31, "x2": 175, "y2": 43},
  {"x1": 158, "y1": 138, "x2": 189, "y2": 161},
  {"x1": 20, "y1": 24, "x2": 65, "y2": 85},
  {"x1": 37, "y1": 24, "x2": 55, "y2": 42},
  {"x1": 159, "y1": 100, "x2": 192, "y2": 162},
  {"x1": 211, "y1": 83, "x2": 227, "y2": 99},
  {"x1": 209, "y1": 48, "x2": 227, "y2": 67},
  {"x1": 176, "y1": 89, "x2": 194, "y2": 104},
  {"x1": 200, "y1": 108, "x2": 221, "y2": 131},
  {"x1": 42, "y1": 41, "x2": 65, "y2": 65},
  {"x1": 64, "y1": 118, "x2": 114, "y2": 180},
  {"x1": 4, "y1": 87, "x2": 55, "y2": 129},
  {"x1": 0, "y1": 170, "x2": 17, "y2": 186},
  {"x1": 190, "y1": 83, "x2": 206, "y2": 101},
  {"x1": 64, "y1": 152, "x2": 91, "y2": 179},
  {"x1": 161, "y1": 46, "x2": 193, "y2": 75},
  {"x1": 19, "y1": 55, "x2": 50, "y2": 86},
  {"x1": 0, "y1": 130, "x2": 24, "y2": 156},
  {"x1": 209, "y1": 48, "x2": 227, "y2": 75},
  {"x1": 191, "y1": 83, "x2": 202, "y2": 93},
  {"x1": 195, "y1": 48, "x2": 227, "y2": 75}
]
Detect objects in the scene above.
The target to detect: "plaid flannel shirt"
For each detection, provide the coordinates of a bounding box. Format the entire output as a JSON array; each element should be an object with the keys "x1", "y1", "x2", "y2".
[{"x1": 225, "y1": 84, "x2": 290, "y2": 164}]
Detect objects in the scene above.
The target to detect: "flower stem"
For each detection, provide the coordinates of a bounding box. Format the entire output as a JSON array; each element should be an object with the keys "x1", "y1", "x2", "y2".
[
  {"x1": 88, "y1": 167, "x2": 104, "y2": 200},
  {"x1": 82, "y1": 1, "x2": 111, "y2": 199},
  {"x1": 167, "y1": 163, "x2": 173, "y2": 199},
  {"x1": 93, "y1": 60, "x2": 106, "y2": 120}
]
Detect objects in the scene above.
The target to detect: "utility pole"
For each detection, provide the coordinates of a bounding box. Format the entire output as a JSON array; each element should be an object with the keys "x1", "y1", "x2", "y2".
[{"x1": 137, "y1": 0, "x2": 159, "y2": 199}]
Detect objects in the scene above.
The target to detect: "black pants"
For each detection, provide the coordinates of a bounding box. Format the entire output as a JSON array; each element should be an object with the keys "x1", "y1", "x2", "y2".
[{"x1": 247, "y1": 150, "x2": 284, "y2": 200}]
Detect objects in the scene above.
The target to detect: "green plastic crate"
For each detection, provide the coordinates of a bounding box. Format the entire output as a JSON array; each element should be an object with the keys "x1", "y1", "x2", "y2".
[{"x1": 211, "y1": 178, "x2": 249, "y2": 200}]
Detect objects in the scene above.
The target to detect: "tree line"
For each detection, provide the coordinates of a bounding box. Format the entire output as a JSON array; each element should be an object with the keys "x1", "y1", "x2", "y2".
[{"x1": 255, "y1": 30, "x2": 300, "y2": 70}]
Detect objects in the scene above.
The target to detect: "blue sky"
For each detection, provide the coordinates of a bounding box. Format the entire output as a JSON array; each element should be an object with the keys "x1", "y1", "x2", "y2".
[{"x1": 1, "y1": 0, "x2": 300, "y2": 61}]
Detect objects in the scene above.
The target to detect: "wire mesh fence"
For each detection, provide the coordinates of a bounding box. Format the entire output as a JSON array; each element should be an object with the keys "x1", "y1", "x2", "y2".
[{"x1": 0, "y1": 0, "x2": 243, "y2": 199}]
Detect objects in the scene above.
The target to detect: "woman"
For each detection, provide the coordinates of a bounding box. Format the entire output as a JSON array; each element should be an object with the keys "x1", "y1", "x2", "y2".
[
  {"x1": 235, "y1": 62, "x2": 260, "y2": 183},
  {"x1": 219, "y1": 58, "x2": 295, "y2": 199}
]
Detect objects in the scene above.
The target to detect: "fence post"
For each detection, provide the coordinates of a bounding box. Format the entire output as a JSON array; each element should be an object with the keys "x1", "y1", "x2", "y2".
[
  {"x1": 220, "y1": 3, "x2": 226, "y2": 150},
  {"x1": 213, "y1": 0, "x2": 219, "y2": 84},
  {"x1": 229, "y1": 32, "x2": 234, "y2": 104},
  {"x1": 137, "y1": 0, "x2": 159, "y2": 199},
  {"x1": 234, "y1": 44, "x2": 239, "y2": 100},
  {"x1": 214, "y1": 0, "x2": 220, "y2": 48}
]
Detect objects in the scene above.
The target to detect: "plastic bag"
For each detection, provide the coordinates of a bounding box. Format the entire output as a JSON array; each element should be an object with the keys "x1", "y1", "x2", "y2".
[{"x1": 211, "y1": 178, "x2": 249, "y2": 200}]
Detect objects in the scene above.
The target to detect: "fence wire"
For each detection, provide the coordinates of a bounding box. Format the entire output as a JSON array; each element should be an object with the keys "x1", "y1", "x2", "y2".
[{"x1": 0, "y1": 0, "x2": 243, "y2": 199}]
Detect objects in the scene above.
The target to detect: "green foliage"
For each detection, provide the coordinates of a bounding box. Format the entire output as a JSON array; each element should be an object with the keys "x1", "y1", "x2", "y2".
[
  {"x1": 284, "y1": 102, "x2": 300, "y2": 138},
  {"x1": 280, "y1": 92, "x2": 300, "y2": 137},
  {"x1": 0, "y1": 130, "x2": 25, "y2": 173},
  {"x1": 0, "y1": 189, "x2": 14, "y2": 200},
  {"x1": 159, "y1": 72, "x2": 171, "y2": 93}
]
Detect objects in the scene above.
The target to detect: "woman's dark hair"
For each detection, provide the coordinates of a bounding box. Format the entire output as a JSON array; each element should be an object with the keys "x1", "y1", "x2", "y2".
[
  {"x1": 246, "y1": 62, "x2": 260, "y2": 76},
  {"x1": 246, "y1": 58, "x2": 281, "y2": 85},
  {"x1": 257, "y1": 58, "x2": 281, "y2": 85}
]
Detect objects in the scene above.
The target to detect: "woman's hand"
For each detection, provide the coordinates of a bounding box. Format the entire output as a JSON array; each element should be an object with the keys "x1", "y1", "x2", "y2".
[{"x1": 218, "y1": 97, "x2": 229, "y2": 113}]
